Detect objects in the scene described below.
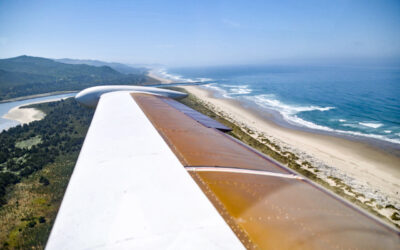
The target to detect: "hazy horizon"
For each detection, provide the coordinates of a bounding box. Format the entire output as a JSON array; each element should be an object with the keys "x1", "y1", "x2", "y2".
[{"x1": 1, "y1": 0, "x2": 399, "y2": 67}]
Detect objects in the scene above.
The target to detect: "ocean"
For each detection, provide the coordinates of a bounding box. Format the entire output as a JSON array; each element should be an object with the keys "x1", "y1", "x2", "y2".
[{"x1": 156, "y1": 64, "x2": 400, "y2": 147}]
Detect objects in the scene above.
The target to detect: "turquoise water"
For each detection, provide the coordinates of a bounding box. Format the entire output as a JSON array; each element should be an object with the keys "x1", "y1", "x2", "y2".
[
  {"x1": 160, "y1": 65, "x2": 400, "y2": 146},
  {"x1": 0, "y1": 93, "x2": 76, "y2": 132}
]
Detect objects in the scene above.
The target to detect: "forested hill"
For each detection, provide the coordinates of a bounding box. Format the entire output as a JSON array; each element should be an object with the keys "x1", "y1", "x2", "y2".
[{"x1": 0, "y1": 55, "x2": 152, "y2": 101}]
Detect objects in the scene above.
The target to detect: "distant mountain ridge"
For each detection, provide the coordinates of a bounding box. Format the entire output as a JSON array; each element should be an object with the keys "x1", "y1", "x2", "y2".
[
  {"x1": 0, "y1": 55, "x2": 121, "y2": 79},
  {"x1": 0, "y1": 55, "x2": 152, "y2": 100},
  {"x1": 55, "y1": 58, "x2": 147, "y2": 75}
]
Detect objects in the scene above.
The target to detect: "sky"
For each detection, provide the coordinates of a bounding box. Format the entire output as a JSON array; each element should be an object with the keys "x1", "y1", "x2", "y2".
[{"x1": 0, "y1": 0, "x2": 399, "y2": 66}]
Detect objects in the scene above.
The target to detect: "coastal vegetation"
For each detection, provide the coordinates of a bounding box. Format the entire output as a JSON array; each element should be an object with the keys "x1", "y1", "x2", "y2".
[
  {"x1": 0, "y1": 55, "x2": 155, "y2": 101},
  {"x1": 0, "y1": 98, "x2": 94, "y2": 248}
]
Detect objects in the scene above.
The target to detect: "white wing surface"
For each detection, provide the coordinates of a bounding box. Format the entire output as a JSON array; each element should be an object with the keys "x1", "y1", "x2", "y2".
[
  {"x1": 46, "y1": 91, "x2": 243, "y2": 249},
  {"x1": 47, "y1": 87, "x2": 400, "y2": 249}
]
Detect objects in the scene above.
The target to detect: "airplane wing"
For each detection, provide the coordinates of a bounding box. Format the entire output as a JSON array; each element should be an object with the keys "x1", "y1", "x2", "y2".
[{"x1": 46, "y1": 90, "x2": 400, "y2": 249}]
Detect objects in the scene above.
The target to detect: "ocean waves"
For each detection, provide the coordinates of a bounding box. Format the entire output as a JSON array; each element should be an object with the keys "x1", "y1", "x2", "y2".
[
  {"x1": 250, "y1": 94, "x2": 337, "y2": 130},
  {"x1": 163, "y1": 66, "x2": 400, "y2": 146},
  {"x1": 202, "y1": 84, "x2": 400, "y2": 145},
  {"x1": 202, "y1": 83, "x2": 253, "y2": 98},
  {"x1": 250, "y1": 94, "x2": 400, "y2": 144},
  {"x1": 359, "y1": 122, "x2": 383, "y2": 129},
  {"x1": 251, "y1": 94, "x2": 335, "y2": 114},
  {"x1": 255, "y1": 96, "x2": 400, "y2": 144},
  {"x1": 154, "y1": 69, "x2": 212, "y2": 83},
  {"x1": 221, "y1": 84, "x2": 252, "y2": 95}
]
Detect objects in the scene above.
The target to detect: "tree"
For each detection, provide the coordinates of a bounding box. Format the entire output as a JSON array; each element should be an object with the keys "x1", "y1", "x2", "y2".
[{"x1": 39, "y1": 176, "x2": 50, "y2": 186}]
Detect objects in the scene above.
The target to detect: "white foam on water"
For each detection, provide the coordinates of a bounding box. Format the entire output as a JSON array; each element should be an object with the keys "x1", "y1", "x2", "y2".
[
  {"x1": 359, "y1": 122, "x2": 383, "y2": 129},
  {"x1": 250, "y1": 94, "x2": 335, "y2": 116},
  {"x1": 246, "y1": 94, "x2": 400, "y2": 145},
  {"x1": 290, "y1": 118, "x2": 400, "y2": 144},
  {"x1": 285, "y1": 115, "x2": 335, "y2": 131},
  {"x1": 221, "y1": 84, "x2": 252, "y2": 95},
  {"x1": 338, "y1": 130, "x2": 400, "y2": 145},
  {"x1": 202, "y1": 84, "x2": 232, "y2": 99},
  {"x1": 154, "y1": 68, "x2": 212, "y2": 83},
  {"x1": 343, "y1": 123, "x2": 363, "y2": 129}
]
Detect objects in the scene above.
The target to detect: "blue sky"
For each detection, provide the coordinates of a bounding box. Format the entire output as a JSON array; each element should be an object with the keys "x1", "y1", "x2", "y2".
[{"x1": 0, "y1": 0, "x2": 399, "y2": 66}]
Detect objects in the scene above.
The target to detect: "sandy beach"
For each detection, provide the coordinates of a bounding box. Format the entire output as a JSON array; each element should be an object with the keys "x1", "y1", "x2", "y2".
[
  {"x1": 181, "y1": 85, "x2": 400, "y2": 227},
  {"x1": 3, "y1": 106, "x2": 45, "y2": 124},
  {"x1": 2, "y1": 97, "x2": 73, "y2": 126}
]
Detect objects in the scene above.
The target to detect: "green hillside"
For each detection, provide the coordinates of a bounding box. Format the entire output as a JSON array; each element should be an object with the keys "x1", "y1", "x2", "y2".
[{"x1": 0, "y1": 56, "x2": 149, "y2": 100}]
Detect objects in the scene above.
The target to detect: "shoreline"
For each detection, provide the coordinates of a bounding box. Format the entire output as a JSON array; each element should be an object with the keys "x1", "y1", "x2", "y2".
[
  {"x1": 3, "y1": 106, "x2": 45, "y2": 125},
  {"x1": 2, "y1": 96, "x2": 74, "y2": 127},
  {"x1": 180, "y1": 85, "x2": 400, "y2": 228},
  {"x1": 147, "y1": 70, "x2": 173, "y2": 84},
  {"x1": 243, "y1": 100, "x2": 400, "y2": 155}
]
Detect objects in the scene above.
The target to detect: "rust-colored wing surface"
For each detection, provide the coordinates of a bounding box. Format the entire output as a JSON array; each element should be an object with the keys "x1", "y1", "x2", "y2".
[{"x1": 132, "y1": 93, "x2": 400, "y2": 249}]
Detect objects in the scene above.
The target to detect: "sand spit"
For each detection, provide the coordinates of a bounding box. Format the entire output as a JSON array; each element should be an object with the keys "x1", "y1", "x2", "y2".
[
  {"x1": 3, "y1": 106, "x2": 45, "y2": 124},
  {"x1": 2, "y1": 97, "x2": 73, "y2": 126}
]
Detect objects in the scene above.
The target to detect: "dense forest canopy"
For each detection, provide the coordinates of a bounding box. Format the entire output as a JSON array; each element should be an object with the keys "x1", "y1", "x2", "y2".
[
  {"x1": 0, "y1": 55, "x2": 154, "y2": 100},
  {"x1": 0, "y1": 98, "x2": 94, "y2": 248},
  {"x1": 0, "y1": 98, "x2": 93, "y2": 206}
]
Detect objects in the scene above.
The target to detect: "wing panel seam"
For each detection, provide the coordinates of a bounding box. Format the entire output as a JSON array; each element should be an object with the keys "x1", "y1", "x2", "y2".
[{"x1": 185, "y1": 166, "x2": 303, "y2": 180}]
